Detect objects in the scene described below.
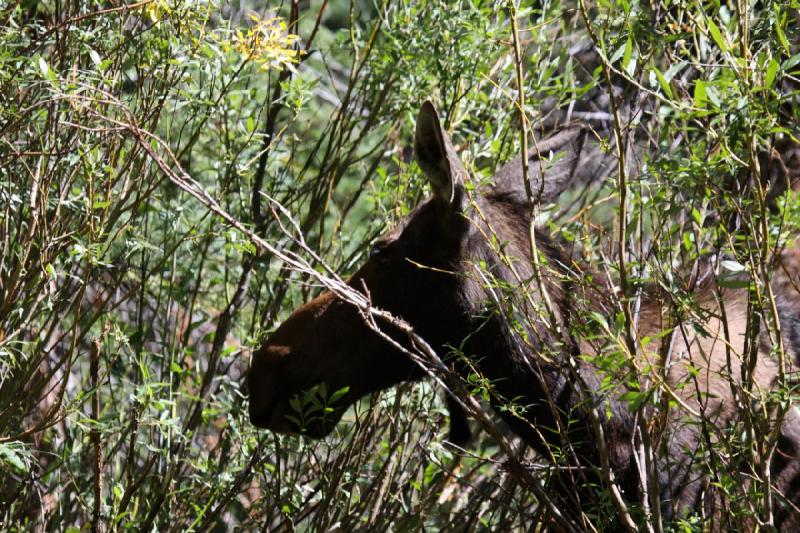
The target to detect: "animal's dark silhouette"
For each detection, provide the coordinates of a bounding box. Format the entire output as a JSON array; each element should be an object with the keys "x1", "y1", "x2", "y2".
[{"x1": 249, "y1": 102, "x2": 800, "y2": 529}]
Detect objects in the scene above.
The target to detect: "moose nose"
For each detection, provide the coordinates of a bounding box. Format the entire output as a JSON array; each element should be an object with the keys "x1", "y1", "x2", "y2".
[{"x1": 248, "y1": 355, "x2": 279, "y2": 428}]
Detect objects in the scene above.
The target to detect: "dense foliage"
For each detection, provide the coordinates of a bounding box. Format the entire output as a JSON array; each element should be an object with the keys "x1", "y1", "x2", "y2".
[{"x1": 1, "y1": 0, "x2": 799, "y2": 530}]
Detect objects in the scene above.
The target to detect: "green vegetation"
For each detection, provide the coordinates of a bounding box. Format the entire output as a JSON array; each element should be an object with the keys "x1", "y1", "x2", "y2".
[{"x1": 1, "y1": 0, "x2": 799, "y2": 530}]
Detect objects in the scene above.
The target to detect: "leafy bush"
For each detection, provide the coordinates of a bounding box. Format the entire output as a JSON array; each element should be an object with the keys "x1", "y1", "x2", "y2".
[{"x1": 1, "y1": 0, "x2": 798, "y2": 530}]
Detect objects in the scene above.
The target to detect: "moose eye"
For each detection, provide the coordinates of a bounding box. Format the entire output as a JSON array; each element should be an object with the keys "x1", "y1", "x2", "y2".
[
  {"x1": 369, "y1": 244, "x2": 384, "y2": 258},
  {"x1": 369, "y1": 241, "x2": 391, "y2": 261}
]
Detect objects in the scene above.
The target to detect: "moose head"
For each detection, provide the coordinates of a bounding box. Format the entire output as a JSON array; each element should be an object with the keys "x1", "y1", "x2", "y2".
[{"x1": 248, "y1": 101, "x2": 597, "y2": 440}]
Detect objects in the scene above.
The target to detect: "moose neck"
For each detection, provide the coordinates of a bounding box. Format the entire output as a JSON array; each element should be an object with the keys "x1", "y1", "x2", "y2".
[{"x1": 459, "y1": 196, "x2": 637, "y2": 482}]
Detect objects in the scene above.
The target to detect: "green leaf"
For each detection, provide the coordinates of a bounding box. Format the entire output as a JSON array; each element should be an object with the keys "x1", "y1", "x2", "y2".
[
  {"x1": 694, "y1": 80, "x2": 707, "y2": 108},
  {"x1": 652, "y1": 67, "x2": 673, "y2": 99},
  {"x1": 619, "y1": 390, "x2": 648, "y2": 411},
  {"x1": 329, "y1": 386, "x2": 350, "y2": 403},
  {"x1": 288, "y1": 396, "x2": 301, "y2": 414},
  {"x1": 705, "y1": 85, "x2": 722, "y2": 108},
  {"x1": 89, "y1": 48, "x2": 102, "y2": 67},
  {"x1": 765, "y1": 58, "x2": 779, "y2": 89},
  {"x1": 784, "y1": 53, "x2": 800, "y2": 72},
  {"x1": 720, "y1": 260, "x2": 745, "y2": 273},
  {"x1": 37, "y1": 55, "x2": 48, "y2": 77},
  {"x1": 691, "y1": 207, "x2": 703, "y2": 225},
  {"x1": 706, "y1": 19, "x2": 727, "y2": 53},
  {"x1": 610, "y1": 40, "x2": 626, "y2": 64},
  {"x1": 590, "y1": 311, "x2": 609, "y2": 330},
  {"x1": 717, "y1": 278, "x2": 750, "y2": 289},
  {"x1": 0, "y1": 443, "x2": 28, "y2": 473},
  {"x1": 664, "y1": 61, "x2": 687, "y2": 82},
  {"x1": 623, "y1": 37, "x2": 635, "y2": 77},
  {"x1": 423, "y1": 463, "x2": 439, "y2": 485},
  {"x1": 774, "y1": 6, "x2": 791, "y2": 54}
]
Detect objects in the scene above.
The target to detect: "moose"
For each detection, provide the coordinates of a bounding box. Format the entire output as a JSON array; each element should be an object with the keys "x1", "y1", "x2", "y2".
[{"x1": 249, "y1": 102, "x2": 800, "y2": 529}]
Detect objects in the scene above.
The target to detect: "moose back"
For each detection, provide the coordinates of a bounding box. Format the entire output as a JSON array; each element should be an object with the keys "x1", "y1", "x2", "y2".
[{"x1": 249, "y1": 102, "x2": 800, "y2": 528}]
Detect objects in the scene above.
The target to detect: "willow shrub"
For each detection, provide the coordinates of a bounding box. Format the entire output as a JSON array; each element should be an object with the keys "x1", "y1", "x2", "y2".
[{"x1": 1, "y1": 0, "x2": 798, "y2": 530}]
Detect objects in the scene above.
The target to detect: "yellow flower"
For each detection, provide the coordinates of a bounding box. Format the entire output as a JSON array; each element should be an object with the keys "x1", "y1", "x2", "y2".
[{"x1": 234, "y1": 14, "x2": 300, "y2": 71}]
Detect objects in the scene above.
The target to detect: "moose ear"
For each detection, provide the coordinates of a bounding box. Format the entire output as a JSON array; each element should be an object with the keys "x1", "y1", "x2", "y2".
[
  {"x1": 415, "y1": 101, "x2": 467, "y2": 205},
  {"x1": 760, "y1": 138, "x2": 800, "y2": 211},
  {"x1": 492, "y1": 126, "x2": 592, "y2": 204}
]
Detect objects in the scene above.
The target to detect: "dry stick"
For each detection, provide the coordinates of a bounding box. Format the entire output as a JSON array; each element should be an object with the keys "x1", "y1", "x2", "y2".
[
  {"x1": 246, "y1": 0, "x2": 336, "y2": 335},
  {"x1": 367, "y1": 398, "x2": 404, "y2": 526},
  {"x1": 252, "y1": 0, "x2": 303, "y2": 229},
  {"x1": 577, "y1": 0, "x2": 638, "y2": 369},
  {"x1": 90, "y1": 336, "x2": 105, "y2": 533},
  {"x1": 508, "y1": 3, "x2": 639, "y2": 531},
  {"x1": 507, "y1": 1, "x2": 559, "y2": 335},
  {"x1": 507, "y1": 9, "x2": 589, "y2": 520},
  {"x1": 738, "y1": 8, "x2": 788, "y2": 521},
  {"x1": 503, "y1": 10, "x2": 589, "y2": 497},
  {"x1": 575, "y1": 3, "x2": 659, "y2": 532},
  {"x1": 749, "y1": 148, "x2": 780, "y2": 527},
  {"x1": 46, "y1": 0, "x2": 154, "y2": 30}
]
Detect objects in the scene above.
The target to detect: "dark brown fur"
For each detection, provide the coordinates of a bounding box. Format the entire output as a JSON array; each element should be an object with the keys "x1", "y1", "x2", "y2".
[{"x1": 249, "y1": 102, "x2": 800, "y2": 528}]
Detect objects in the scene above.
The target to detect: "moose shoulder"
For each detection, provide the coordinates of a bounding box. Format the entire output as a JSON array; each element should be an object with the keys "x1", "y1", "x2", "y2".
[{"x1": 249, "y1": 102, "x2": 800, "y2": 528}]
